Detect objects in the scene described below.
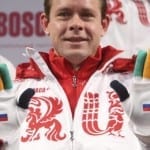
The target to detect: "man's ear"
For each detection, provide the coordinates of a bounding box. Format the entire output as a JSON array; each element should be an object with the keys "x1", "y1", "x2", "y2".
[
  {"x1": 40, "y1": 12, "x2": 50, "y2": 35},
  {"x1": 101, "y1": 16, "x2": 110, "y2": 37}
]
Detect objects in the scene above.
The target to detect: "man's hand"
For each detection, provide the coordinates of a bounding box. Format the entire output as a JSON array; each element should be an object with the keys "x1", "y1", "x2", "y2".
[
  {"x1": 110, "y1": 49, "x2": 150, "y2": 148},
  {"x1": 0, "y1": 64, "x2": 34, "y2": 149},
  {"x1": 111, "y1": 49, "x2": 150, "y2": 135}
]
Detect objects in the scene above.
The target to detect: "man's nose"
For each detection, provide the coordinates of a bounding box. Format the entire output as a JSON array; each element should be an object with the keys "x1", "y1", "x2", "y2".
[{"x1": 69, "y1": 14, "x2": 83, "y2": 32}]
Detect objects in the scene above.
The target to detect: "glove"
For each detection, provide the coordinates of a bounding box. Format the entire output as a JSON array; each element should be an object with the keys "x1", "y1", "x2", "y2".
[
  {"x1": 0, "y1": 63, "x2": 35, "y2": 149},
  {"x1": 110, "y1": 49, "x2": 150, "y2": 137}
]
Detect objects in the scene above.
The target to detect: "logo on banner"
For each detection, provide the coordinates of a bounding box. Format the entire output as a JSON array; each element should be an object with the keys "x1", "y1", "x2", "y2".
[{"x1": 0, "y1": 11, "x2": 45, "y2": 37}]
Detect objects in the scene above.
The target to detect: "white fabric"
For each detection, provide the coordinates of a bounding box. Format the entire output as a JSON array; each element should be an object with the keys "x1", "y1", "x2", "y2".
[
  {"x1": 17, "y1": 49, "x2": 142, "y2": 150},
  {"x1": 122, "y1": 78, "x2": 150, "y2": 136}
]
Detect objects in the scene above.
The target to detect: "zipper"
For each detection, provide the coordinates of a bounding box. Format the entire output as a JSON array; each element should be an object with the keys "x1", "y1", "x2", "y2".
[
  {"x1": 71, "y1": 74, "x2": 78, "y2": 149},
  {"x1": 70, "y1": 130, "x2": 74, "y2": 141},
  {"x1": 72, "y1": 75, "x2": 77, "y2": 88},
  {"x1": 70, "y1": 130, "x2": 74, "y2": 150}
]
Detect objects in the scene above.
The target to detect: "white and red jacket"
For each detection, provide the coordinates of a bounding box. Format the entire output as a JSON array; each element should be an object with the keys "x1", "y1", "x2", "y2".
[{"x1": 16, "y1": 46, "x2": 142, "y2": 150}]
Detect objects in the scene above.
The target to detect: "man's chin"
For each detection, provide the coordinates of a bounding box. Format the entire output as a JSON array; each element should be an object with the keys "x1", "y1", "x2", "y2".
[{"x1": 65, "y1": 53, "x2": 88, "y2": 65}]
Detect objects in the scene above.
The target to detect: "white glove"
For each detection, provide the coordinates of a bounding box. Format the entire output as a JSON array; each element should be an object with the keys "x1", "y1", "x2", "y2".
[
  {"x1": 110, "y1": 49, "x2": 150, "y2": 148},
  {"x1": 0, "y1": 64, "x2": 34, "y2": 150}
]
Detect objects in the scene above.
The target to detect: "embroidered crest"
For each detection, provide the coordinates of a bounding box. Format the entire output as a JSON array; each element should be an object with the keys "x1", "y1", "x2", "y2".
[
  {"x1": 21, "y1": 96, "x2": 66, "y2": 142},
  {"x1": 82, "y1": 91, "x2": 124, "y2": 137},
  {"x1": 107, "y1": 0, "x2": 150, "y2": 26},
  {"x1": 107, "y1": 0, "x2": 127, "y2": 24},
  {"x1": 133, "y1": 0, "x2": 150, "y2": 26}
]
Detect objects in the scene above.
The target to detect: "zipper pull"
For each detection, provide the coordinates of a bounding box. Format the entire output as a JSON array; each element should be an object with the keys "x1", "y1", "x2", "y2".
[
  {"x1": 70, "y1": 130, "x2": 74, "y2": 141},
  {"x1": 72, "y1": 75, "x2": 77, "y2": 88}
]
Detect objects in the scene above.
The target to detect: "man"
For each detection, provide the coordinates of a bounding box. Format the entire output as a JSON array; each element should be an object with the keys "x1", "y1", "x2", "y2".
[{"x1": 0, "y1": 0, "x2": 150, "y2": 149}]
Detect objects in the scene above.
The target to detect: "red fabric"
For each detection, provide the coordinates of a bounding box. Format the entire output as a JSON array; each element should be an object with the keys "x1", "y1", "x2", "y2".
[
  {"x1": 16, "y1": 46, "x2": 135, "y2": 116},
  {"x1": 16, "y1": 52, "x2": 49, "y2": 79},
  {"x1": 112, "y1": 55, "x2": 136, "y2": 72},
  {"x1": 48, "y1": 47, "x2": 102, "y2": 116}
]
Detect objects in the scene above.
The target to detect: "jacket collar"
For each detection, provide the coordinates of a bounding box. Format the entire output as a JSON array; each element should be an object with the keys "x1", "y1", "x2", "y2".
[{"x1": 48, "y1": 46, "x2": 103, "y2": 80}]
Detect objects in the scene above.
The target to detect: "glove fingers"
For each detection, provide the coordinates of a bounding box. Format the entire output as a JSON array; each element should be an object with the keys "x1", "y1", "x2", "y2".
[
  {"x1": 143, "y1": 50, "x2": 150, "y2": 79},
  {"x1": 0, "y1": 76, "x2": 4, "y2": 90},
  {"x1": 133, "y1": 50, "x2": 147, "y2": 77},
  {"x1": 0, "y1": 64, "x2": 12, "y2": 89},
  {"x1": 110, "y1": 80, "x2": 132, "y2": 116},
  {"x1": 17, "y1": 88, "x2": 35, "y2": 109},
  {"x1": 110, "y1": 80, "x2": 129, "y2": 102}
]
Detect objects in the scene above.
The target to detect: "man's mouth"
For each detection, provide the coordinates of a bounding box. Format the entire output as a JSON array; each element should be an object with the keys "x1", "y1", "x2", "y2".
[{"x1": 63, "y1": 37, "x2": 88, "y2": 42}]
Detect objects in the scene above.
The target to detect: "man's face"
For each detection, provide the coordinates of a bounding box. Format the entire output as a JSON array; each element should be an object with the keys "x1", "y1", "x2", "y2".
[{"x1": 41, "y1": 0, "x2": 108, "y2": 66}]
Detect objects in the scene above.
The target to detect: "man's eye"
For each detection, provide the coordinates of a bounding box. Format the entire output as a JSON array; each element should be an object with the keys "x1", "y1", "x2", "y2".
[
  {"x1": 81, "y1": 13, "x2": 94, "y2": 20},
  {"x1": 82, "y1": 13, "x2": 93, "y2": 18},
  {"x1": 58, "y1": 12, "x2": 70, "y2": 17}
]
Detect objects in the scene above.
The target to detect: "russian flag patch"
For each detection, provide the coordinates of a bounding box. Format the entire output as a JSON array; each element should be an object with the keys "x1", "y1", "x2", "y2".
[
  {"x1": 0, "y1": 114, "x2": 8, "y2": 121},
  {"x1": 143, "y1": 104, "x2": 150, "y2": 112}
]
